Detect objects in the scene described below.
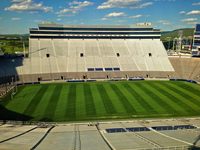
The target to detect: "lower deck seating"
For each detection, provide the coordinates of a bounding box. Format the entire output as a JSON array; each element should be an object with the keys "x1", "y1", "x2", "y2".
[
  {"x1": 26, "y1": 39, "x2": 174, "y2": 73},
  {"x1": 169, "y1": 56, "x2": 200, "y2": 81}
]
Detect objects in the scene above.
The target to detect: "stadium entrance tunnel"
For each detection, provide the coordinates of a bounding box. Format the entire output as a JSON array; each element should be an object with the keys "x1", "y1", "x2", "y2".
[{"x1": 38, "y1": 77, "x2": 42, "y2": 82}]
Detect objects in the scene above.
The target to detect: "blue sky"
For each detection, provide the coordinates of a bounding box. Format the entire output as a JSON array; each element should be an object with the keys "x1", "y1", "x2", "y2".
[{"x1": 0, "y1": 0, "x2": 200, "y2": 34}]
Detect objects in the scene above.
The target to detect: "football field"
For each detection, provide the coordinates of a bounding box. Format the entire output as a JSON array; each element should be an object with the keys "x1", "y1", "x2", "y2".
[{"x1": 1, "y1": 80, "x2": 200, "y2": 122}]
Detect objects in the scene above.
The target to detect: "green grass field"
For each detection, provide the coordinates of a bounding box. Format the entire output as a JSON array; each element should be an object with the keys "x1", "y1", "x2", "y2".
[{"x1": 0, "y1": 80, "x2": 200, "y2": 122}]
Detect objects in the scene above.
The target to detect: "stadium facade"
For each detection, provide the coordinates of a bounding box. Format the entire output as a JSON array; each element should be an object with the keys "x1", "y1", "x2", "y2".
[
  {"x1": 0, "y1": 23, "x2": 175, "y2": 82},
  {"x1": 192, "y1": 24, "x2": 200, "y2": 57},
  {"x1": 25, "y1": 23, "x2": 173, "y2": 81}
]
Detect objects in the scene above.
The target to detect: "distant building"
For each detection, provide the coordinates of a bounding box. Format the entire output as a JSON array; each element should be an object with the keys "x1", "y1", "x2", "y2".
[{"x1": 192, "y1": 24, "x2": 200, "y2": 57}]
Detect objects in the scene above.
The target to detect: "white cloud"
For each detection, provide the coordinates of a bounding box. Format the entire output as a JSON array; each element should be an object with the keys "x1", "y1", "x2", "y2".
[
  {"x1": 58, "y1": 9, "x2": 71, "y2": 14},
  {"x1": 181, "y1": 18, "x2": 197, "y2": 22},
  {"x1": 97, "y1": 0, "x2": 152, "y2": 9},
  {"x1": 105, "y1": 12, "x2": 126, "y2": 17},
  {"x1": 57, "y1": 1, "x2": 93, "y2": 16},
  {"x1": 187, "y1": 10, "x2": 200, "y2": 15},
  {"x1": 11, "y1": 17, "x2": 21, "y2": 21},
  {"x1": 5, "y1": 0, "x2": 53, "y2": 12},
  {"x1": 101, "y1": 17, "x2": 108, "y2": 20},
  {"x1": 179, "y1": 11, "x2": 185, "y2": 14},
  {"x1": 192, "y1": 2, "x2": 200, "y2": 6},
  {"x1": 158, "y1": 20, "x2": 171, "y2": 25},
  {"x1": 11, "y1": 0, "x2": 26, "y2": 2},
  {"x1": 133, "y1": 2, "x2": 152, "y2": 9},
  {"x1": 57, "y1": 18, "x2": 62, "y2": 21},
  {"x1": 98, "y1": 0, "x2": 139, "y2": 9},
  {"x1": 129, "y1": 14, "x2": 143, "y2": 18}
]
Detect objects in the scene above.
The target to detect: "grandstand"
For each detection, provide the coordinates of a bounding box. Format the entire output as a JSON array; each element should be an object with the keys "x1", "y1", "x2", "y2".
[
  {"x1": 1, "y1": 23, "x2": 175, "y2": 83},
  {"x1": 169, "y1": 56, "x2": 200, "y2": 81}
]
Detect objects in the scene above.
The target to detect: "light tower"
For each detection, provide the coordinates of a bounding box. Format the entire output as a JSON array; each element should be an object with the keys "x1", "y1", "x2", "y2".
[{"x1": 177, "y1": 30, "x2": 183, "y2": 54}]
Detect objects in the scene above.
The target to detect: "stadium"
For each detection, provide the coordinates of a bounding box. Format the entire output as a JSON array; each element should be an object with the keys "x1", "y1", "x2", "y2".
[{"x1": 0, "y1": 23, "x2": 200, "y2": 149}]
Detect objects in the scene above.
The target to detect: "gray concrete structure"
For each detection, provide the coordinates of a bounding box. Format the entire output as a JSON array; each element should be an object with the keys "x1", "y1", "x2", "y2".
[{"x1": 0, "y1": 118, "x2": 200, "y2": 149}]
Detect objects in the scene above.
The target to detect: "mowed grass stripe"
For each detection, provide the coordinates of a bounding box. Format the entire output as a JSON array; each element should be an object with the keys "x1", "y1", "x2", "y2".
[
  {"x1": 90, "y1": 84, "x2": 107, "y2": 115},
  {"x1": 161, "y1": 82, "x2": 199, "y2": 113},
  {"x1": 44, "y1": 85, "x2": 63, "y2": 119},
  {"x1": 23, "y1": 85, "x2": 48, "y2": 115},
  {"x1": 117, "y1": 83, "x2": 145, "y2": 114},
  {"x1": 4, "y1": 85, "x2": 41, "y2": 113},
  {"x1": 182, "y1": 82, "x2": 200, "y2": 93},
  {"x1": 122, "y1": 83, "x2": 154, "y2": 113},
  {"x1": 138, "y1": 82, "x2": 172, "y2": 114},
  {"x1": 65, "y1": 84, "x2": 76, "y2": 120},
  {"x1": 127, "y1": 83, "x2": 158, "y2": 114},
  {"x1": 32, "y1": 85, "x2": 55, "y2": 121},
  {"x1": 151, "y1": 82, "x2": 188, "y2": 114},
  {"x1": 96, "y1": 84, "x2": 116, "y2": 114},
  {"x1": 165, "y1": 82, "x2": 200, "y2": 110},
  {"x1": 171, "y1": 82, "x2": 200, "y2": 100},
  {"x1": 53, "y1": 85, "x2": 69, "y2": 121},
  {"x1": 76, "y1": 84, "x2": 86, "y2": 119},
  {"x1": 145, "y1": 82, "x2": 180, "y2": 114},
  {"x1": 83, "y1": 84, "x2": 96, "y2": 116},
  {"x1": 109, "y1": 83, "x2": 136, "y2": 114},
  {"x1": 104, "y1": 84, "x2": 126, "y2": 113},
  {"x1": 134, "y1": 83, "x2": 166, "y2": 113}
]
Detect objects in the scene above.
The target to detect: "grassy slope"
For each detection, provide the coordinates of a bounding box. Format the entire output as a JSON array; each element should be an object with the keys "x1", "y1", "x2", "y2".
[
  {"x1": 161, "y1": 28, "x2": 194, "y2": 50},
  {"x1": 161, "y1": 28, "x2": 194, "y2": 41},
  {"x1": 1, "y1": 81, "x2": 200, "y2": 122},
  {"x1": 0, "y1": 34, "x2": 28, "y2": 54}
]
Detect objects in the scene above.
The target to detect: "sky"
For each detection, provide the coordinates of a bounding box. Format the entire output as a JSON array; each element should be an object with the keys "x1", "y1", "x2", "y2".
[{"x1": 0, "y1": 0, "x2": 200, "y2": 34}]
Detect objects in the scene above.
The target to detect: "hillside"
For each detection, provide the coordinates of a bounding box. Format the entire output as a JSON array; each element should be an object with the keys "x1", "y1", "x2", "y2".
[
  {"x1": 0, "y1": 34, "x2": 28, "y2": 54},
  {"x1": 161, "y1": 28, "x2": 194, "y2": 50},
  {"x1": 161, "y1": 28, "x2": 194, "y2": 41}
]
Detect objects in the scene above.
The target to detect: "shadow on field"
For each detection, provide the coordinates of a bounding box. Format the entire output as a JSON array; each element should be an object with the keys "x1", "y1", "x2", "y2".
[{"x1": 0, "y1": 105, "x2": 32, "y2": 121}]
